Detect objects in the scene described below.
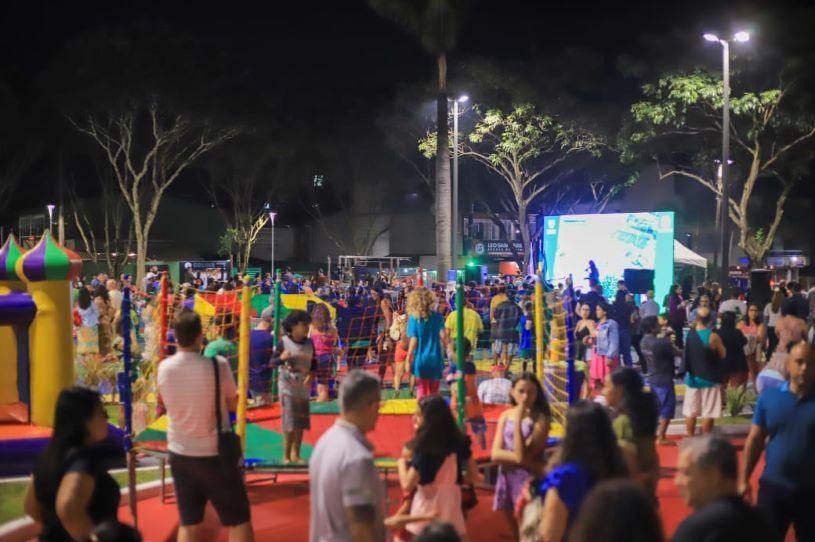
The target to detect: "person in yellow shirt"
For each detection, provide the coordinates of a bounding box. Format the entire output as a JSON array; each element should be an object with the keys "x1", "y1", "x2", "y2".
[{"x1": 444, "y1": 300, "x2": 484, "y2": 362}]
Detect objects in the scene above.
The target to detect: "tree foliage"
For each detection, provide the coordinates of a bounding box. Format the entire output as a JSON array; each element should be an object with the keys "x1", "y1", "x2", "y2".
[
  {"x1": 422, "y1": 103, "x2": 605, "y2": 270},
  {"x1": 623, "y1": 70, "x2": 815, "y2": 265}
]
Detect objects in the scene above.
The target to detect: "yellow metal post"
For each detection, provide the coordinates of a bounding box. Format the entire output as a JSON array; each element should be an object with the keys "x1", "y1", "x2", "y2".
[
  {"x1": 534, "y1": 267, "x2": 545, "y2": 383},
  {"x1": 236, "y1": 286, "x2": 252, "y2": 449}
]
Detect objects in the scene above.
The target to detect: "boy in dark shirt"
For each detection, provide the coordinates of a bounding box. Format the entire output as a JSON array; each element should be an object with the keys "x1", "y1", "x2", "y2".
[{"x1": 640, "y1": 316, "x2": 678, "y2": 444}]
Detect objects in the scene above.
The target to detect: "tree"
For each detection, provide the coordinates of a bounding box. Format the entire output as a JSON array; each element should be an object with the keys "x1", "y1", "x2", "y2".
[
  {"x1": 370, "y1": 0, "x2": 470, "y2": 278},
  {"x1": 205, "y1": 139, "x2": 291, "y2": 274},
  {"x1": 72, "y1": 100, "x2": 240, "y2": 285},
  {"x1": 625, "y1": 70, "x2": 815, "y2": 266},
  {"x1": 422, "y1": 104, "x2": 604, "y2": 271},
  {"x1": 67, "y1": 155, "x2": 134, "y2": 277}
]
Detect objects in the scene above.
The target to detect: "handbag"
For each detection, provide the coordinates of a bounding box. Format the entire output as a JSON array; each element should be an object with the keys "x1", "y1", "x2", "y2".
[{"x1": 211, "y1": 356, "x2": 243, "y2": 469}]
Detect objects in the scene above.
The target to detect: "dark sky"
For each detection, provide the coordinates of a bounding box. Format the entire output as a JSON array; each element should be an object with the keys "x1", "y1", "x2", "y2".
[{"x1": 2, "y1": 0, "x2": 814, "y2": 212}]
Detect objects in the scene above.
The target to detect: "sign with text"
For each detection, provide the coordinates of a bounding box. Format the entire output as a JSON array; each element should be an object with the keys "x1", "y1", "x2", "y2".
[{"x1": 468, "y1": 240, "x2": 525, "y2": 258}]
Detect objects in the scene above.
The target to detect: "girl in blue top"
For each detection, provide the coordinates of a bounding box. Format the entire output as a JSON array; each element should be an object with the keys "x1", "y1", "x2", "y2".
[
  {"x1": 406, "y1": 287, "x2": 445, "y2": 400},
  {"x1": 534, "y1": 401, "x2": 627, "y2": 541}
]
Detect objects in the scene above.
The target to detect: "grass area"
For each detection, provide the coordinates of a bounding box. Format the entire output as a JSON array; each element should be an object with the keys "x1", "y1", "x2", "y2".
[
  {"x1": 0, "y1": 468, "x2": 163, "y2": 526},
  {"x1": 670, "y1": 415, "x2": 753, "y2": 426}
]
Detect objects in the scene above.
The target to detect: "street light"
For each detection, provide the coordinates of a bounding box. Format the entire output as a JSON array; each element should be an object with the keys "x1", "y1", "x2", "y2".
[
  {"x1": 46, "y1": 204, "x2": 55, "y2": 234},
  {"x1": 451, "y1": 94, "x2": 469, "y2": 274},
  {"x1": 268, "y1": 210, "x2": 277, "y2": 279},
  {"x1": 703, "y1": 30, "x2": 749, "y2": 288}
]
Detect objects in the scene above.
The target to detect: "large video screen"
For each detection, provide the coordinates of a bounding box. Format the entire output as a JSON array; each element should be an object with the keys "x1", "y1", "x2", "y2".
[{"x1": 542, "y1": 212, "x2": 674, "y2": 305}]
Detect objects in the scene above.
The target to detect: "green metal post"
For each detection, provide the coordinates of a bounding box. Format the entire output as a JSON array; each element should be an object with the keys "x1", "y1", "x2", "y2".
[
  {"x1": 455, "y1": 278, "x2": 466, "y2": 429},
  {"x1": 271, "y1": 269, "x2": 282, "y2": 401}
]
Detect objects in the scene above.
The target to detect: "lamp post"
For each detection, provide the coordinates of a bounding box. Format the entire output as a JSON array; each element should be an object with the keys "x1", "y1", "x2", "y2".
[
  {"x1": 704, "y1": 30, "x2": 749, "y2": 288},
  {"x1": 46, "y1": 204, "x2": 55, "y2": 234},
  {"x1": 268, "y1": 211, "x2": 277, "y2": 279},
  {"x1": 451, "y1": 95, "x2": 468, "y2": 274}
]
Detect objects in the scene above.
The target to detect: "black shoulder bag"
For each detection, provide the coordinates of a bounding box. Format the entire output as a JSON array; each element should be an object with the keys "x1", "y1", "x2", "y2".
[{"x1": 211, "y1": 357, "x2": 243, "y2": 469}]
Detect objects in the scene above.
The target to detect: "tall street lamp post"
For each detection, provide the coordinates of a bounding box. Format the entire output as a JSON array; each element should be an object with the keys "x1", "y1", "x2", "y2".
[
  {"x1": 704, "y1": 30, "x2": 749, "y2": 287},
  {"x1": 451, "y1": 95, "x2": 468, "y2": 274},
  {"x1": 268, "y1": 211, "x2": 277, "y2": 278},
  {"x1": 46, "y1": 204, "x2": 55, "y2": 234}
]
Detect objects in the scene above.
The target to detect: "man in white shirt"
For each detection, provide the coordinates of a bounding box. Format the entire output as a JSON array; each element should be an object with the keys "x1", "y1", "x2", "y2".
[
  {"x1": 310, "y1": 370, "x2": 385, "y2": 542},
  {"x1": 106, "y1": 279, "x2": 123, "y2": 313},
  {"x1": 157, "y1": 310, "x2": 253, "y2": 542},
  {"x1": 719, "y1": 288, "x2": 747, "y2": 317},
  {"x1": 477, "y1": 365, "x2": 512, "y2": 405},
  {"x1": 640, "y1": 290, "x2": 660, "y2": 319}
]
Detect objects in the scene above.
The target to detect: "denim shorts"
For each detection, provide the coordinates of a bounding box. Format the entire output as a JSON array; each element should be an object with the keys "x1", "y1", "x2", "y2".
[{"x1": 651, "y1": 383, "x2": 676, "y2": 420}]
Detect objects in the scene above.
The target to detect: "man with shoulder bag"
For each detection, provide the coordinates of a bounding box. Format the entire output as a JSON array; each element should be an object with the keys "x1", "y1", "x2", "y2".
[{"x1": 158, "y1": 310, "x2": 253, "y2": 542}]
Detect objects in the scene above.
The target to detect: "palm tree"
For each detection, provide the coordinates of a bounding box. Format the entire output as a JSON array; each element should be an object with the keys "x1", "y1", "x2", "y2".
[{"x1": 369, "y1": 0, "x2": 469, "y2": 280}]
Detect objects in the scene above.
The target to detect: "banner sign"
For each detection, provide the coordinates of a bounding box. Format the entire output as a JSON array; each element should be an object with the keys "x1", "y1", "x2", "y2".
[{"x1": 469, "y1": 240, "x2": 525, "y2": 258}]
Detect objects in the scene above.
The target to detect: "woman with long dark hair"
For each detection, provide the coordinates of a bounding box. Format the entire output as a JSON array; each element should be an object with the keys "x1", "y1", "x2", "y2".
[
  {"x1": 603, "y1": 367, "x2": 660, "y2": 499},
  {"x1": 491, "y1": 373, "x2": 551, "y2": 539},
  {"x1": 24, "y1": 387, "x2": 119, "y2": 541},
  {"x1": 536, "y1": 401, "x2": 628, "y2": 541},
  {"x1": 397, "y1": 395, "x2": 479, "y2": 540},
  {"x1": 589, "y1": 302, "x2": 619, "y2": 392},
  {"x1": 93, "y1": 285, "x2": 114, "y2": 355}
]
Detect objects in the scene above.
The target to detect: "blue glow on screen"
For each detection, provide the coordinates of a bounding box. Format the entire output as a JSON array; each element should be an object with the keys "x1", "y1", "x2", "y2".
[{"x1": 543, "y1": 212, "x2": 675, "y2": 307}]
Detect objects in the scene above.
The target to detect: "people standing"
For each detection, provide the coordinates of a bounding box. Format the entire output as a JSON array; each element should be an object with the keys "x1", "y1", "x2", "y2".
[
  {"x1": 106, "y1": 279, "x2": 123, "y2": 314},
  {"x1": 719, "y1": 288, "x2": 747, "y2": 318},
  {"x1": 589, "y1": 302, "x2": 620, "y2": 392},
  {"x1": 611, "y1": 289, "x2": 634, "y2": 367},
  {"x1": 666, "y1": 285, "x2": 687, "y2": 348},
  {"x1": 740, "y1": 341, "x2": 815, "y2": 542},
  {"x1": 764, "y1": 290, "x2": 784, "y2": 358},
  {"x1": 717, "y1": 312, "x2": 748, "y2": 387},
  {"x1": 76, "y1": 288, "x2": 101, "y2": 359},
  {"x1": 573, "y1": 304, "x2": 596, "y2": 399},
  {"x1": 406, "y1": 288, "x2": 445, "y2": 399},
  {"x1": 309, "y1": 370, "x2": 385, "y2": 542},
  {"x1": 739, "y1": 304, "x2": 766, "y2": 386},
  {"x1": 536, "y1": 401, "x2": 628, "y2": 542},
  {"x1": 397, "y1": 396, "x2": 479, "y2": 540},
  {"x1": 156, "y1": 310, "x2": 253, "y2": 542},
  {"x1": 673, "y1": 434, "x2": 773, "y2": 542},
  {"x1": 249, "y1": 311, "x2": 274, "y2": 406},
  {"x1": 639, "y1": 316, "x2": 678, "y2": 444},
  {"x1": 93, "y1": 285, "x2": 115, "y2": 355},
  {"x1": 602, "y1": 367, "x2": 660, "y2": 499},
  {"x1": 491, "y1": 373, "x2": 551, "y2": 539},
  {"x1": 682, "y1": 307, "x2": 726, "y2": 436},
  {"x1": 310, "y1": 304, "x2": 339, "y2": 402},
  {"x1": 639, "y1": 290, "x2": 660, "y2": 319},
  {"x1": 443, "y1": 300, "x2": 484, "y2": 366},
  {"x1": 492, "y1": 295, "x2": 522, "y2": 368},
  {"x1": 271, "y1": 310, "x2": 316, "y2": 464},
  {"x1": 24, "y1": 388, "x2": 120, "y2": 541}
]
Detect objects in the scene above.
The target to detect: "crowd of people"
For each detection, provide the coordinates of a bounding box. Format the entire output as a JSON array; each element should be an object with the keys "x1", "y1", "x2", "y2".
[{"x1": 23, "y1": 266, "x2": 815, "y2": 541}]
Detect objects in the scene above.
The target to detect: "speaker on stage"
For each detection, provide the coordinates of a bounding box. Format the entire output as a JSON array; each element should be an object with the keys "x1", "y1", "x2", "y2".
[
  {"x1": 748, "y1": 269, "x2": 772, "y2": 308},
  {"x1": 623, "y1": 268, "x2": 655, "y2": 294},
  {"x1": 464, "y1": 265, "x2": 488, "y2": 285}
]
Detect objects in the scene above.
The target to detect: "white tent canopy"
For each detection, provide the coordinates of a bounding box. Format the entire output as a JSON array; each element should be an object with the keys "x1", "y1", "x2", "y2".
[{"x1": 674, "y1": 240, "x2": 707, "y2": 268}]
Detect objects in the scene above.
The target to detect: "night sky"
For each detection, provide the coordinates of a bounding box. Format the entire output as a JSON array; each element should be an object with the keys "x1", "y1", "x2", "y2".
[{"x1": 2, "y1": 0, "x2": 814, "y2": 213}]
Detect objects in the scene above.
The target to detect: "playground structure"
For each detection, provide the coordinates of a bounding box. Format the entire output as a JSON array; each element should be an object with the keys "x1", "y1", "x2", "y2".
[{"x1": 0, "y1": 233, "x2": 82, "y2": 427}]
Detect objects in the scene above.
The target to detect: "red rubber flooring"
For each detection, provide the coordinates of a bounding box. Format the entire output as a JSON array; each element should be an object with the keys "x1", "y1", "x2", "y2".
[{"x1": 122, "y1": 434, "x2": 787, "y2": 542}]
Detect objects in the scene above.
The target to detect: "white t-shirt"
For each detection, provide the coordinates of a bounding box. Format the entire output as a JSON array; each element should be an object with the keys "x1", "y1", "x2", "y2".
[
  {"x1": 719, "y1": 299, "x2": 747, "y2": 316},
  {"x1": 763, "y1": 303, "x2": 780, "y2": 327},
  {"x1": 157, "y1": 351, "x2": 236, "y2": 457},
  {"x1": 108, "y1": 289, "x2": 123, "y2": 312}
]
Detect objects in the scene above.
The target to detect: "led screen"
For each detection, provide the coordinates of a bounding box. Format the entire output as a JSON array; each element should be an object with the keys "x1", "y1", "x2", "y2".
[{"x1": 543, "y1": 212, "x2": 675, "y2": 306}]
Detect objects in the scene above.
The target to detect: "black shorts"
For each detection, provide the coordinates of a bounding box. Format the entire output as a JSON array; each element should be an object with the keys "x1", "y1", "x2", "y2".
[{"x1": 169, "y1": 453, "x2": 251, "y2": 526}]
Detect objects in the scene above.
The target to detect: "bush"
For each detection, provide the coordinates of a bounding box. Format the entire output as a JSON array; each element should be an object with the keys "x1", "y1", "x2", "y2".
[{"x1": 724, "y1": 384, "x2": 757, "y2": 418}]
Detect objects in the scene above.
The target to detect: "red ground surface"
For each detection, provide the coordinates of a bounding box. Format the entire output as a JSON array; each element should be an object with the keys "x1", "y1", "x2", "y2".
[{"x1": 120, "y1": 434, "x2": 782, "y2": 542}]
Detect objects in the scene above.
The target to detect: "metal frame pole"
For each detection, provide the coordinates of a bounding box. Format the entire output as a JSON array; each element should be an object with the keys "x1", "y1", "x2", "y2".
[
  {"x1": 455, "y1": 278, "x2": 465, "y2": 429},
  {"x1": 720, "y1": 40, "x2": 731, "y2": 288},
  {"x1": 452, "y1": 100, "x2": 459, "y2": 272}
]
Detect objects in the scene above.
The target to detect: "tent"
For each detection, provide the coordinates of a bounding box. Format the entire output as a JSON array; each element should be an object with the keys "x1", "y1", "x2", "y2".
[{"x1": 674, "y1": 240, "x2": 707, "y2": 268}]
